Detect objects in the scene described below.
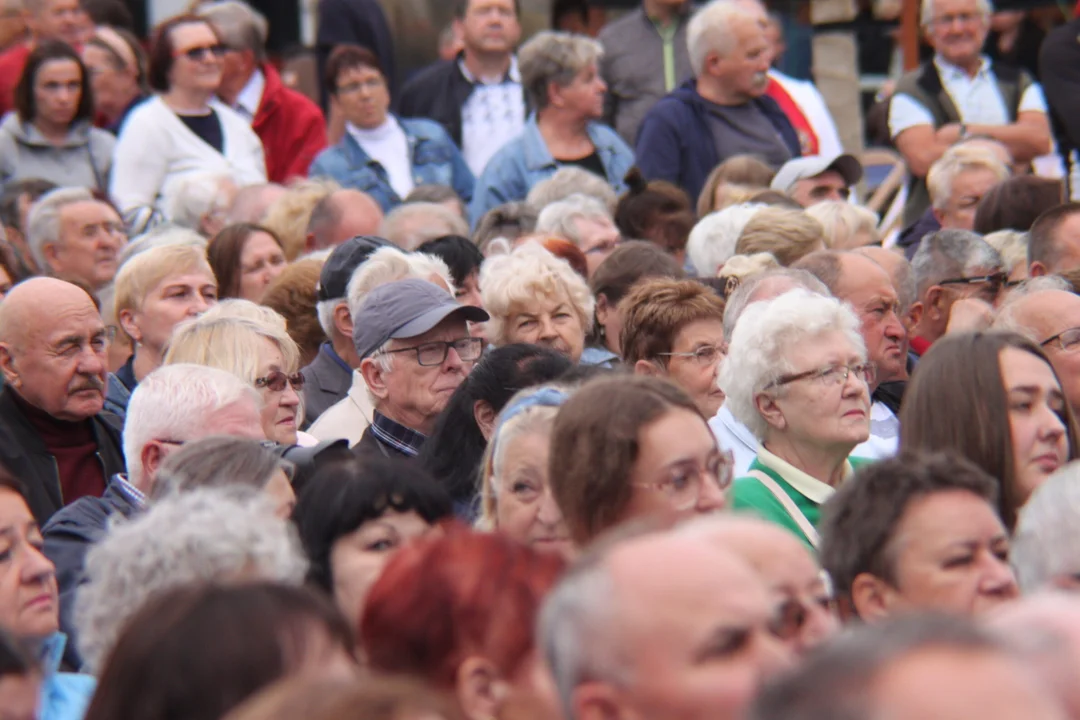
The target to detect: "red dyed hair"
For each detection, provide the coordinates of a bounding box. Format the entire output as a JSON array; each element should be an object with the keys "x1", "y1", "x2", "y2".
[{"x1": 359, "y1": 526, "x2": 566, "y2": 688}]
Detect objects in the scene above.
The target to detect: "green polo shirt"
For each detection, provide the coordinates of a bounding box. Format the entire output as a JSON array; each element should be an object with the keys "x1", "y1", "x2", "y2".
[{"x1": 731, "y1": 447, "x2": 872, "y2": 550}]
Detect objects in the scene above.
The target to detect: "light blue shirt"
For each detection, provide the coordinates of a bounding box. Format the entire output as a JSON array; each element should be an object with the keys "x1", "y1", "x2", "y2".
[
  {"x1": 39, "y1": 633, "x2": 96, "y2": 720},
  {"x1": 889, "y1": 54, "x2": 1047, "y2": 138}
]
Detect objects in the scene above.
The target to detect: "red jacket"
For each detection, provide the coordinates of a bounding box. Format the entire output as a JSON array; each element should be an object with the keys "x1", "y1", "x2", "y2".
[
  {"x1": 0, "y1": 43, "x2": 30, "y2": 118},
  {"x1": 254, "y1": 63, "x2": 327, "y2": 183}
]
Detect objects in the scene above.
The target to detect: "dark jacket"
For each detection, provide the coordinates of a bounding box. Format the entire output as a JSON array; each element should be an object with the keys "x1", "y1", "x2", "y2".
[
  {"x1": 42, "y1": 478, "x2": 140, "y2": 670},
  {"x1": 316, "y1": 0, "x2": 396, "y2": 105},
  {"x1": 398, "y1": 57, "x2": 475, "y2": 148},
  {"x1": 634, "y1": 79, "x2": 801, "y2": 203},
  {"x1": 354, "y1": 425, "x2": 412, "y2": 460},
  {"x1": 0, "y1": 386, "x2": 126, "y2": 525},
  {"x1": 1039, "y1": 19, "x2": 1080, "y2": 176},
  {"x1": 897, "y1": 207, "x2": 942, "y2": 260},
  {"x1": 300, "y1": 343, "x2": 353, "y2": 427}
]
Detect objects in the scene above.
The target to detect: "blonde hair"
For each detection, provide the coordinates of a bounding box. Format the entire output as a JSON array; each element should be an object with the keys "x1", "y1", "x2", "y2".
[
  {"x1": 984, "y1": 229, "x2": 1029, "y2": 275},
  {"x1": 717, "y1": 252, "x2": 780, "y2": 290},
  {"x1": 261, "y1": 177, "x2": 340, "y2": 261},
  {"x1": 735, "y1": 207, "x2": 825, "y2": 266},
  {"x1": 926, "y1": 146, "x2": 1009, "y2": 210},
  {"x1": 198, "y1": 298, "x2": 289, "y2": 332},
  {"x1": 164, "y1": 314, "x2": 301, "y2": 384},
  {"x1": 114, "y1": 243, "x2": 215, "y2": 326},
  {"x1": 806, "y1": 201, "x2": 880, "y2": 250},
  {"x1": 479, "y1": 243, "x2": 595, "y2": 346},
  {"x1": 697, "y1": 155, "x2": 775, "y2": 216}
]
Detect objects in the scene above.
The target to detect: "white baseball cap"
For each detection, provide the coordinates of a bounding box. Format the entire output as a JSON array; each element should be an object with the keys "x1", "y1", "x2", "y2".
[{"x1": 770, "y1": 153, "x2": 864, "y2": 193}]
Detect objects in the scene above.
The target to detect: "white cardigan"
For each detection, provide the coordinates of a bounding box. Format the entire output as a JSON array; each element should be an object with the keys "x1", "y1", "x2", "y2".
[{"x1": 109, "y1": 96, "x2": 267, "y2": 215}]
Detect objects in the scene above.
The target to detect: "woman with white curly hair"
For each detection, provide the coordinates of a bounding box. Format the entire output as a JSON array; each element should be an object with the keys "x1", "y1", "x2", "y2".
[
  {"x1": 480, "y1": 242, "x2": 594, "y2": 363},
  {"x1": 74, "y1": 487, "x2": 307, "y2": 675},
  {"x1": 718, "y1": 289, "x2": 874, "y2": 549}
]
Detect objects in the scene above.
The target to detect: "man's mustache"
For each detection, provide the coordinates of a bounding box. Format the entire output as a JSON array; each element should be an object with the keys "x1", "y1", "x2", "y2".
[{"x1": 70, "y1": 376, "x2": 105, "y2": 393}]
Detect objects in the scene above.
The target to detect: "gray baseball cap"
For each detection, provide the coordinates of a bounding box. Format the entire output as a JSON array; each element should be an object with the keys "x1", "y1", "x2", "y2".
[{"x1": 352, "y1": 278, "x2": 489, "y2": 360}]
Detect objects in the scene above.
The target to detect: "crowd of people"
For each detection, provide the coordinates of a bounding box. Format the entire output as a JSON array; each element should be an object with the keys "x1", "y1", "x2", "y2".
[{"x1": 2, "y1": 0, "x2": 1080, "y2": 718}]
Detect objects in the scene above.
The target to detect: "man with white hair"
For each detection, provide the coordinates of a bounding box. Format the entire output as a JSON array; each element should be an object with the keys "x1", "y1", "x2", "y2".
[
  {"x1": 536, "y1": 193, "x2": 621, "y2": 275},
  {"x1": 1012, "y1": 461, "x2": 1080, "y2": 594},
  {"x1": 539, "y1": 525, "x2": 791, "y2": 720},
  {"x1": 163, "y1": 172, "x2": 238, "y2": 237},
  {"x1": 28, "y1": 187, "x2": 127, "y2": 292},
  {"x1": 197, "y1": 0, "x2": 327, "y2": 183},
  {"x1": 635, "y1": 1, "x2": 799, "y2": 203},
  {"x1": 889, "y1": 0, "x2": 1051, "y2": 226},
  {"x1": 41, "y1": 362, "x2": 265, "y2": 667},
  {"x1": 686, "y1": 202, "x2": 765, "y2": 277},
  {"x1": 525, "y1": 166, "x2": 619, "y2": 212}
]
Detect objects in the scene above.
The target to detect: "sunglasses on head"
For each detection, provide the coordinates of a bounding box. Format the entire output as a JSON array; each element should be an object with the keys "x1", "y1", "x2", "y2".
[
  {"x1": 178, "y1": 44, "x2": 227, "y2": 62},
  {"x1": 254, "y1": 371, "x2": 305, "y2": 393}
]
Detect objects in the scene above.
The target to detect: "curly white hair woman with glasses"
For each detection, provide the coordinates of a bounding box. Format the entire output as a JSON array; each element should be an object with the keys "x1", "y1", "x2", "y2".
[{"x1": 719, "y1": 289, "x2": 874, "y2": 550}]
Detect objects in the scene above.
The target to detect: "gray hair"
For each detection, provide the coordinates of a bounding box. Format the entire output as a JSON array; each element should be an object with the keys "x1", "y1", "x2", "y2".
[
  {"x1": 687, "y1": 1, "x2": 756, "y2": 76},
  {"x1": 163, "y1": 173, "x2": 236, "y2": 233},
  {"x1": 518, "y1": 31, "x2": 603, "y2": 112},
  {"x1": 984, "y1": 230, "x2": 1029, "y2": 276},
  {"x1": 345, "y1": 246, "x2": 454, "y2": 319},
  {"x1": 152, "y1": 436, "x2": 288, "y2": 500},
  {"x1": 686, "y1": 203, "x2": 767, "y2": 277},
  {"x1": 75, "y1": 487, "x2": 307, "y2": 674},
  {"x1": 921, "y1": 0, "x2": 993, "y2": 27},
  {"x1": 123, "y1": 364, "x2": 262, "y2": 491},
  {"x1": 911, "y1": 229, "x2": 1004, "y2": 299},
  {"x1": 379, "y1": 202, "x2": 469, "y2": 252},
  {"x1": 535, "y1": 194, "x2": 613, "y2": 247},
  {"x1": 719, "y1": 289, "x2": 866, "y2": 440},
  {"x1": 1012, "y1": 462, "x2": 1080, "y2": 592},
  {"x1": 196, "y1": 0, "x2": 269, "y2": 62},
  {"x1": 526, "y1": 167, "x2": 618, "y2": 213},
  {"x1": 993, "y1": 277, "x2": 1073, "y2": 341},
  {"x1": 27, "y1": 187, "x2": 95, "y2": 272},
  {"x1": 226, "y1": 183, "x2": 285, "y2": 224},
  {"x1": 926, "y1": 145, "x2": 1009, "y2": 210},
  {"x1": 722, "y1": 267, "x2": 830, "y2": 338},
  {"x1": 118, "y1": 225, "x2": 207, "y2": 269}
]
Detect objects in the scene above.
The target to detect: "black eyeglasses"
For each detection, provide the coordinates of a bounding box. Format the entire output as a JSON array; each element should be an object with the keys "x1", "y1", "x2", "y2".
[
  {"x1": 767, "y1": 362, "x2": 877, "y2": 390},
  {"x1": 938, "y1": 271, "x2": 1007, "y2": 297},
  {"x1": 177, "y1": 44, "x2": 227, "y2": 62},
  {"x1": 381, "y1": 337, "x2": 484, "y2": 367},
  {"x1": 1042, "y1": 327, "x2": 1080, "y2": 353},
  {"x1": 254, "y1": 371, "x2": 305, "y2": 392}
]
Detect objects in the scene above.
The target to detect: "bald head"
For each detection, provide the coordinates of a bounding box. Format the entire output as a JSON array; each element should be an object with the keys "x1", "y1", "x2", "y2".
[
  {"x1": 226, "y1": 183, "x2": 286, "y2": 224},
  {"x1": 307, "y1": 190, "x2": 384, "y2": 252},
  {"x1": 0, "y1": 277, "x2": 95, "y2": 345}
]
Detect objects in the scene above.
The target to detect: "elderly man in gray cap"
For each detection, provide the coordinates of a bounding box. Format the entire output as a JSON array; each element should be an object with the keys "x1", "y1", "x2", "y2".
[{"x1": 353, "y1": 278, "x2": 488, "y2": 459}]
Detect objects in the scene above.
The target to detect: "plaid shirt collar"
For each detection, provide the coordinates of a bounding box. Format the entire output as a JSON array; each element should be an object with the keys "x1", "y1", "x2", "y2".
[{"x1": 370, "y1": 410, "x2": 426, "y2": 457}]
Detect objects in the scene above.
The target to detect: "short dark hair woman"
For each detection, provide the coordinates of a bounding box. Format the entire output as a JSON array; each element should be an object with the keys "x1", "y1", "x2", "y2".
[
  {"x1": 207, "y1": 223, "x2": 287, "y2": 302},
  {"x1": 900, "y1": 331, "x2": 1080, "y2": 531},
  {"x1": 0, "y1": 40, "x2": 115, "y2": 190}
]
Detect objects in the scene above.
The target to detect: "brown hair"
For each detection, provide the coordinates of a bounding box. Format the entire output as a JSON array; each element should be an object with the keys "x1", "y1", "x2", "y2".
[
  {"x1": 260, "y1": 258, "x2": 326, "y2": 367},
  {"x1": 589, "y1": 240, "x2": 685, "y2": 306},
  {"x1": 899, "y1": 331, "x2": 1080, "y2": 530},
  {"x1": 207, "y1": 223, "x2": 284, "y2": 299},
  {"x1": 736, "y1": 207, "x2": 825, "y2": 266},
  {"x1": 1029, "y1": 202, "x2": 1080, "y2": 271},
  {"x1": 973, "y1": 176, "x2": 1063, "y2": 236},
  {"x1": 549, "y1": 375, "x2": 702, "y2": 544},
  {"x1": 619, "y1": 278, "x2": 725, "y2": 364},
  {"x1": 696, "y1": 155, "x2": 775, "y2": 216},
  {"x1": 324, "y1": 44, "x2": 383, "y2": 94},
  {"x1": 615, "y1": 169, "x2": 695, "y2": 254},
  {"x1": 15, "y1": 41, "x2": 94, "y2": 125},
  {"x1": 147, "y1": 14, "x2": 222, "y2": 92},
  {"x1": 223, "y1": 675, "x2": 461, "y2": 720}
]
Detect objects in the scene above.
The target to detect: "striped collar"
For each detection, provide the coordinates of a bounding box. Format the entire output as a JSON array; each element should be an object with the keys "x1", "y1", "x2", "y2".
[
  {"x1": 370, "y1": 410, "x2": 426, "y2": 457},
  {"x1": 110, "y1": 473, "x2": 148, "y2": 510}
]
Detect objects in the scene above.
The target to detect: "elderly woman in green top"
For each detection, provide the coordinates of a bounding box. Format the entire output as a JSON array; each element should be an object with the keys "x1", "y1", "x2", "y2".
[{"x1": 718, "y1": 289, "x2": 874, "y2": 549}]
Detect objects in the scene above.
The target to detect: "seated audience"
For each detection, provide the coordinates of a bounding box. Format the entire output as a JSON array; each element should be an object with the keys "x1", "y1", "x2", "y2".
[
  {"x1": 805, "y1": 201, "x2": 880, "y2": 249},
  {"x1": 470, "y1": 31, "x2": 634, "y2": 224},
  {"x1": 81, "y1": 25, "x2": 147, "y2": 134},
  {"x1": 900, "y1": 331, "x2": 1079, "y2": 531},
  {"x1": 696, "y1": 154, "x2": 776, "y2": 217},
  {"x1": 769, "y1": 154, "x2": 863, "y2": 208},
  {"x1": 404, "y1": 184, "x2": 466, "y2": 220},
  {"x1": 535, "y1": 194, "x2": 621, "y2": 277},
  {"x1": 83, "y1": 583, "x2": 356, "y2": 720},
  {"x1": 415, "y1": 234, "x2": 484, "y2": 308},
  {"x1": 310, "y1": 46, "x2": 473, "y2": 213},
  {"x1": 163, "y1": 171, "x2": 237, "y2": 237},
  {"x1": 473, "y1": 202, "x2": 537, "y2": 256},
  {"x1": 27, "y1": 187, "x2": 126, "y2": 294},
  {"x1": 1029, "y1": 202, "x2": 1080, "y2": 277},
  {"x1": 719, "y1": 290, "x2": 873, "y2": 549},
  {"x1": 973, "y1": 175, "x2": 1062, "y2": 235},
  {"x1": 524, "y1": 166, "x2": 618, "y2": 213},
  {"x1": 380, "y1": 201, "x2": 470, "y2": 252},
  {"x1": 734, "y1": 207, "x2": 825, "y2": 266},
  {"x1": 1012, "y1": 462, "x2": 1080, "y2": 593},
  {"x1": 550, "y1": 375, "x2": 729, "y2": 546},
  {"x1": 480, "y1": 243, "x2": 593, "y2": 363},
  {"x1": 261, "y1": 177, "x2": 338, "y2": 261},
  {"x1": 292, "y1": 455, "x2": 452, "y2": 624},
  {"x1": 685, "y1": 202, "x2": 766, "y2": 277},
  {"x1": 304, "y1": 188, "x2": 384, "y2": 253},
  {"x1": 0, "y1": 41, "x2": 114, "y2": 190},
  {"x1": 110, "y1": 14, "x2": 266, "y2": 215},
  {"x1": 352, "y1": 278, "x2": 487, "y2": 458},
  {"x1": 820, "y1": 451, "x2": 1018, "y2": 621},
  {"x1": 260, "y1": 258, "x2": 326, "y2": 368},
  {"x1": 621, "y1": 278, "x2": 727, "y2": 419},
  {"x1": 0, "y1": 278, "x2": 124, "y2": 524},
  {"x1": 613, "y1": 170, "x2": 695, "y2": 266},
  {"x1": 207, "y1": 223, "x2": 286, "y2": 302},
  {"x1": 107, "y1": 243, "x2": 218, "y2": 417},
  {"x1": 361, "y1": 528, "x2": 566, "y2": 720}
]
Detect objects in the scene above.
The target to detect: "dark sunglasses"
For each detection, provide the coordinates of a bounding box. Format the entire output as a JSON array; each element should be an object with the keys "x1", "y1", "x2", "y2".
[
  {"x1": 254, "y1": 371, "x2": 305, "y2": 393},
  {"x1": 177, "y1": 44, "x2": 227, "y2": 62}
]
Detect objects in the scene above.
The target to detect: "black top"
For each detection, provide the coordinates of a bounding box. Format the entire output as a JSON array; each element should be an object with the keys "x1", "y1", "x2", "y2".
[
  {"x1": 178, "y1": 109, "x2": 224, "y2": 153},
  {"x1": 559, "y1": 150, "x2": 606, "y2": 178}
]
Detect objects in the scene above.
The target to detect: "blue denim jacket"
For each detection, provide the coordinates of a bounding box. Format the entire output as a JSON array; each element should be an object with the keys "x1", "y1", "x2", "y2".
[
  {"x1": 468, "y1": 115, "x2": 635, "y2": 225},
  {"x1": 309, "y1": 116, "x2": 475, "y2": 212}
]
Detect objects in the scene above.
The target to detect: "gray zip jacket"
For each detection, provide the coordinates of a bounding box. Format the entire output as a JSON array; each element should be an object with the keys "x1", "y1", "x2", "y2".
[{"x1": 0, "y1": 112, "x2": 114, "y2": 190}]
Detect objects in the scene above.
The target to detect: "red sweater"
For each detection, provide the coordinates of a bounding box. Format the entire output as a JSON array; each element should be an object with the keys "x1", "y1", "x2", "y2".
[
  {"x1": 254, "y1": 64, "x2": 328, "y2": 183},
  {"x1": 0, "y1": 42, "x2": 30, "y2": 118},
  {"x1": 11, "y1": 391, "x2": 105, "y2": 504}
]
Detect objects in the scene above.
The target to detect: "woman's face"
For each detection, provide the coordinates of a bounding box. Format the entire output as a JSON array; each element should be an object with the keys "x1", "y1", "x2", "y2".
[
  {"x1": 238, "y1": 231, "x2": 286, "y2": 302},
  {"x1": 81, "y1": 43, "x2": 136, "y2": 119},
  {"x1": 167, "y1": 22, "x2": 223, "y2": 94},
  {"x1": 125, "y1": 269, "x2": 217, "y2": 356},
  {"x1": 33, "y1": 57, "x2": 81, "y2": 128},
  {"x1": 555, "y1": 61, "x2": 606, "y2": 120},
  {"x1": 881, "y1": 490, "x2": 1018, "y2": 617},
  {"x1": 763, "y1": 330, "x2": 871, "y2": 454},
  {"x1": 623, "y1": 407, "x2": 727, "y2": 523},
  {"x1": 256, "y1": 338, "x2": 301, "y2": 445},
  {"x1": 494, "y1": 428, "x2": 573, "y2": 559},
  {"x1": 329, "y1": 510, "x2": 435, "y2": 623},
  {"x1": 1000, "y1": 346, "x2": 1070, "y2": 508},
  {"x1": 0, "y1": 488, "x2": 58, "y2": 642},
  {"x1": 595, "y1": 292, "x2": 624, "y2": 355},
  {"x1": 0, "y1": 264, "x2": 12, "y2": 302},
  {"x1": 334, "y1": 64, "x2": 390, "y2": 130},
  {"x1": 503, "y1": 290, "x2": 585, "y2": 362},
  {"x1": 263, "y1": 468, "x2": 296, "y2": 520},
  {"x1": 662, "y1": 319, "x2": 727, "y2": 420}
]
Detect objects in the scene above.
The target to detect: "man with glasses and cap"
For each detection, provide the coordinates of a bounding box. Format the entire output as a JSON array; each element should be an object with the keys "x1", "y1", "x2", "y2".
[
  {"x1": 770, "y1": 153, "x2": 863, "y2": 208},
  {"x1": 353, "y1": 277, "x2": 488, "y2": 459}
]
